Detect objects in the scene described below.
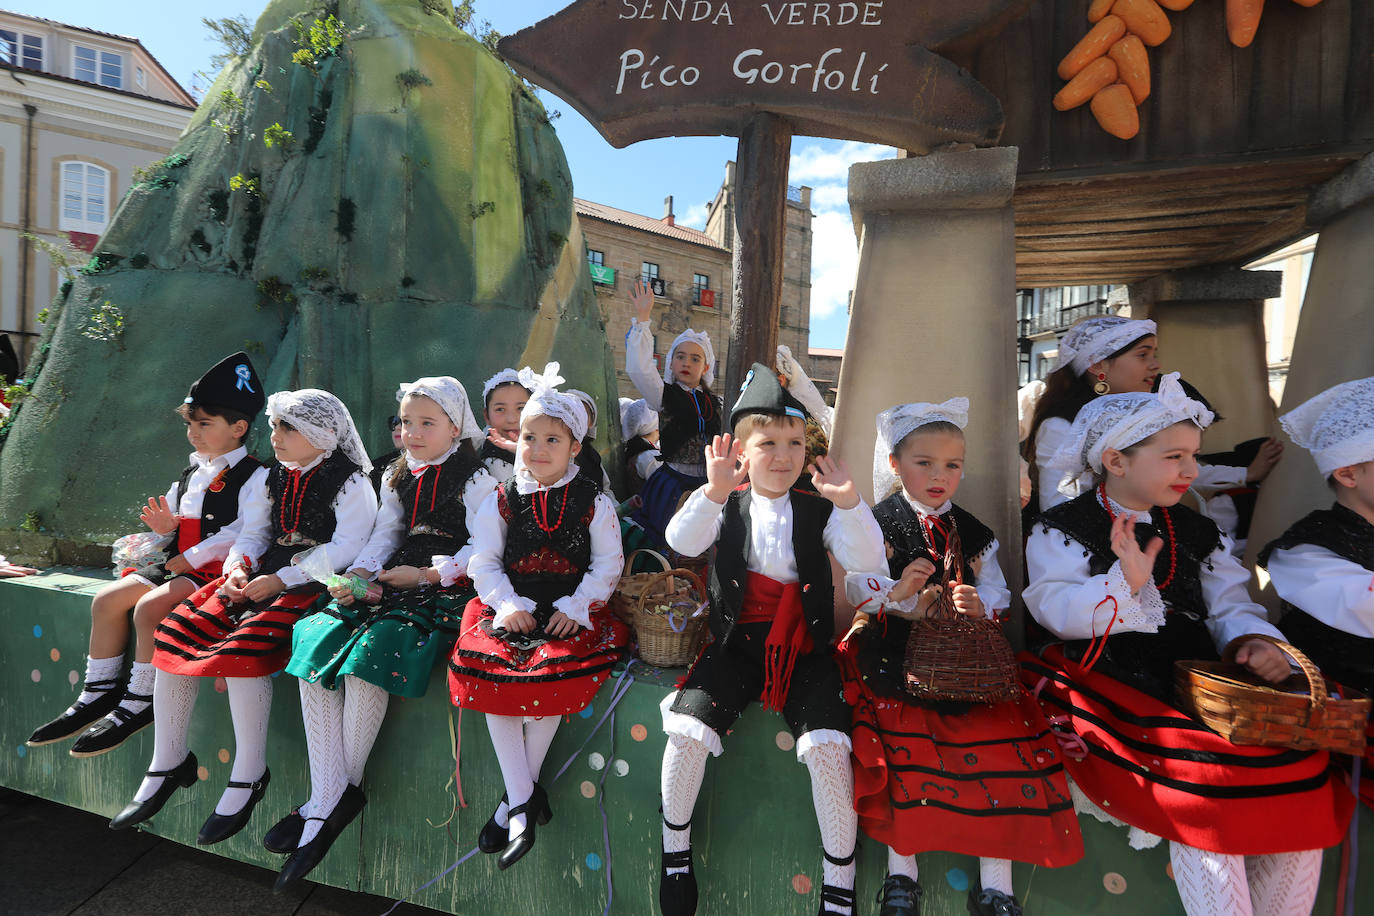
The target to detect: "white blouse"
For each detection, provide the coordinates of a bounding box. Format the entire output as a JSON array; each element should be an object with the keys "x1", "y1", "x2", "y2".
[
  {"x1": 626, "y1": 319, "x2": 708, "y2": 473},
  {"x1": 466, "y1": 465, "x2": 623, "y2": 630},
  {"x1": 164, "y1": 447, "x2": 269, "y2": 571},
  {"x1": 1266, "y1": 542, "x2": 1374, "y2": 639}
]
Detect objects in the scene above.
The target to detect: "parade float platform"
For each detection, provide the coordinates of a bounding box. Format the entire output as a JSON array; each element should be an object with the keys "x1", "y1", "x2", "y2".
[{"x1": 1, "y1": 570, "x2": 1368, "y2": 915}]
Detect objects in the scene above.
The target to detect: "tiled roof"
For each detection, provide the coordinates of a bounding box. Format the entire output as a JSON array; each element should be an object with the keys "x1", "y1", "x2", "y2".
[
  {"x1": 574, "y1": 198, "x2": 726, "y2": 251},
  {"x1": 809, "y1": 347, "x2": 843, "y2": 358}
]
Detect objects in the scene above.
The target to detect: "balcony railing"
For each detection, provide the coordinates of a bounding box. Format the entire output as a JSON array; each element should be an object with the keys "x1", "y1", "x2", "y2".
[{"x1": 1019, "y1": 298, "x2": 1114, "y2": 337}]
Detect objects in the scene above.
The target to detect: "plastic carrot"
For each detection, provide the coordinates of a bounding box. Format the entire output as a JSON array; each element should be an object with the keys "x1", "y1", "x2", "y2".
[
  {"x1": 1054, "y1": 57, "x2": 1120, "y2": 111},
  {"x1": 1226, "y1": 0, "x2": 1265, "y2": 47},
  {"x1": 1091, "y1": 83, "x2": 1140, "y2": 139},
  {"x1": 1289, "y1": 0, "x2": 1321, "y2": 6},
  {"x1": 1088, "y1": 0, "x2": 1116, "y2": 22},
  {"x1": 1058, "y1": 15, "x2": 1127, "y2": 80},
  {"x1": 1108, "y1": 35, "x2": 1151, "y2": 103},
  {"x1": 1112, "y1": 0, "x2": 1172, "y2": 46},
  {"x1": 1156, "y1": 0, "x2": 1194, "y2": 9}
]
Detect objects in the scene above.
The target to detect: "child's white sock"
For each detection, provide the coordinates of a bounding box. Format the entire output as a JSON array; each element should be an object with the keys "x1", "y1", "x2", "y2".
[
  {"x1": 71, "y1": 654, "x2": 122, "y2": 711},
  {"x1": 802, "y1": 741, "x2": 857, "y2": 908},
  {"x1": 298, "y1": 679, "x2": 345, "y2": 846},
  {"x1": 487, "y1": 714, "x2": 534, "y2": 840},
  {"x1": 118, "y1": 662, "x2": 156, "y2": 714},
  {"x1": 887, "y1": 847, "x2": 918, "y2": 881},
  {"x1": 522, "y1": 714, "x2": 560, "y2": 784},
  {"x1": 979, "y1": 857, "x2": 1014, "y2": 896},
  {"x1": 341, "y1": 676, "x2": 389, "y2": 786},
  {"x1": 214, "y1": 676, "x2": 272, "y2": 817},
  {"x1": 134, "y1": 671, "x2": 198, "y2": 802},
  {"x1": 1170, "y1": 841, "x2": 1252, "y2": 916},
  {"x1": 1245, "y1": 850, "x2": 1321, "y2": 916},
  {"x1": 660, "y1": 733, "x2": 709, "y2": 874}
]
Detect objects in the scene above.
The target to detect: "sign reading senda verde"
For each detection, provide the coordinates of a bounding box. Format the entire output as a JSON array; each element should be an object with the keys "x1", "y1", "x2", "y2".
[{"x1": 498, "y1": 0, "x2": 1027, "y2": 152}]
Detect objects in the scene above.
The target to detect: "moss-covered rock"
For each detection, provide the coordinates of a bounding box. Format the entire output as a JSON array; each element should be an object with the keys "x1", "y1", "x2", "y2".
[{"x1": 0, "y1": 0, "x2": 616, "y2": 552}]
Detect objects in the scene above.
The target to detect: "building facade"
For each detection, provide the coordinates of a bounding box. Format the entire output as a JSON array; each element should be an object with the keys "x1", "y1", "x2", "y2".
[
  {"x1": 0, "y1": 11, "x2": 194, "y2": 367},
  {"x1": 579, "y1": 161, "x2": 813, "y2": 399}
]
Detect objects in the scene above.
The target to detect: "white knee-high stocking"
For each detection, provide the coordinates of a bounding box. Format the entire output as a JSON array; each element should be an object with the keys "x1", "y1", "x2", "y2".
[
  {"x1": 487, "y1": 714, "x2": 535, "y2": 839},
  {"x1": 979, "y1": 858, "x2": 1014, "y2": 896},
  {"x1": 1170, "y1": 841, "x2": 1253, "y2": 916},
  {"x1": 660, "y1": 733, "x2": 709, "y2": 874},
  {"x1": 215, "y1": 676, "x2": 272, "y2": 817},
  {"x1": 134, "y1": 671, "x2": 199, "y2": 802},
  {"x1": 488, "y1": 715, "x2": 562, "y2": 830},
  {"x1": 298, "y1": 679, "x2": 346, "y2": 845},
  {"x1": 887, "y1": 847, "x2": 919, "y2": 881},
  {"x1": 1246, "y1": 850, "x2": 1322, "y2": 916},
  {"x1": 802, "y1": 742, "x2": 857, "y2": 906},
  {"x1": 341, "y1": 676, "x2": 389, "y2": 787}
]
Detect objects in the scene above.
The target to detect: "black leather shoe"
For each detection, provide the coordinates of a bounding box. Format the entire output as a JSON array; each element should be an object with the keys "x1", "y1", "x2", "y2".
[
  {"x1": 478, "y1": 792, "x2": 509, "y2": 854},
  {"x1": 197, "y1": 769, "x2": 270, "y2": 845},
  {"x1": 263, "y1": 807, "x2": 307, "y2": 854},
  {"x1": 70, "y1": 699, "x2": 153, "y2": 758},
  {"x1": 273, "y1": 785, "x2": 368, "y2": 891},
  {"x1": 659, "y1": 848, "x2": 697, "y2": 916},
  {"x1": 967, "y1": 888, "x2": 1023, "y2": 916},
  {"x1": 28, "y1": 680, "x2": 122, "y2": 746},
  {"x1": 109, "y1": 752, "x2": 198, "y2": 829},
  {"x1": 818, "y1": 883, "x2": 856, "y2": 915},
  {"x1": 495, "y1": 792, "x2": 545, "y2": 871},
  {"x1": 878, "y1": 875, "x2": 923, "y2": 916}
]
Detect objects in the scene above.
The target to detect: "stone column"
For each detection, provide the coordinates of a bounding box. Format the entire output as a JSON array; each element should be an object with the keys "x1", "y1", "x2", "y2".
[
  {"x1": 1247, "y1": 153, "x2": 1374, "y2": 575},
  {"x1": 829, "y1": 147, "x2": 1022, "y2": 628},
  {"x1": 1111, "y1": 267, "x2": 1282, "y2": 452}
]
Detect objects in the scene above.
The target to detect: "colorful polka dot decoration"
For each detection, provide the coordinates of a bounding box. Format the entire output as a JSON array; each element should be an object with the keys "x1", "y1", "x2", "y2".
[
  {"x1": 791, "y1": 874, "x2": 812, "y2": 895},
  {"x1": 68, "y1": 670, "x2": 79, "y2": 686},
  {"x1": 49, "y1": 648, "x2": 60, "y2": 662},
  {"x1": 945, "y1": 867, "x2": 970, "y2": 892},
  {"x1": 774, "y1": 731, "x2": 795, "y2": 752},
  {"x1": 30, "y1": 669, "x2": 41, "y2": 683},
  {"x1": 32, "y1": 625, "x2": 42, "y2": 638},
  {"x1": 1103, "y1": 872, "x2": 1127, "y2": 894},
  {"x1": 585, "y1": 852, "x2": 603, "y2": 871},
  {"x1": 613, "y1": 759, "x2": 629, "y2": 777},
  {"x1": 214, "y1": 677, "x2": 228, "y2": 693},
  {"x1": 579, "y1": 780, "x2": 597, "y2": 798},
  {"x1": 579, "y1": 704, "x2": 595, "y2": 719},
  {"x1": 630, "y1": 724, "x2": 648, "y2": 741},
  {"x1": 16, "y1": 745, "x2": 27, "y2": 758},
  {"x1": 217, "y1": 748, "x2": 231, "y2": 764},
  {"x1": 588, "y1": 752, "x2": 606, "y2": 771},
  {"x1": 196, "y1": 766, "x2": 210, "y2": 781}
]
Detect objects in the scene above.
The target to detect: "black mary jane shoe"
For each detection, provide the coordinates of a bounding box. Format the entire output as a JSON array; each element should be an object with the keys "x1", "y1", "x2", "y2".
[
  {"x1": 495, "y1": 791, "x2": 544, "y2": 871},
  {"x1": 658, "y1": 815, "x2": 697, "y2": 916},
  {"x1": 482, "y1": 785, "x2": 553, "y2": 855},
  {"x1": 69, "y1": 698, "x2": 154, "y2": 758},
  {"x1": 877, "y1": 874, "x2": 923, "y2": 916},
  {"x1": 109, "y1": 752, "x2": 199, "y2": 830},
  {"x1": 197, "y1": 769, "x2": 271, "y2": 845},
  {"x1": 263, "y1": 806, "x2": 307, "y2": 854},
  {"x1": 28, "y1": 680, "x2": 123, "y2": 746},
  {"x1": 967, "y1": 887, "x2": 1024, "y2": 916},
  {"x1": 273, "y1": 785, "x2": 368, "y2": 892},
  {"x1": 817, "y1": 848, "x2": 857, "y2": 916}
]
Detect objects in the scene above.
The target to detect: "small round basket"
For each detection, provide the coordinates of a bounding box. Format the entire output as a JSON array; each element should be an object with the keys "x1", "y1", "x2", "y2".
[
  {"x1": 632, "y1": 567, "x2": 709, "y2": 668},
  {"x1": 608, "y1": 549, "x2": 672, "y2": 624},
  {"x1": 1174, "y1": 634, "x2": 1370, "y2": 755}
]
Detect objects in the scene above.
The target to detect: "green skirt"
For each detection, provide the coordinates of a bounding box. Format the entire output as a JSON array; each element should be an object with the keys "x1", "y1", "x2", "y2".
[{"x1": 286, "y1": 582, "x2": 474, "y2": 698}]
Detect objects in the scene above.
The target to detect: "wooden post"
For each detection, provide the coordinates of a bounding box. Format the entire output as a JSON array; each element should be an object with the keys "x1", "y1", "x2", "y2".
[{"x1": 726, "y1": 112, "x2": 793, "y2": 396}]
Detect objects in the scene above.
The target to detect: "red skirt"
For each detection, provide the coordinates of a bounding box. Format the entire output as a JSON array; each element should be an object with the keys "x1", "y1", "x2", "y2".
[
  {"x1": 447, "y1": 596, "x2": 630, "y2": 716},
  {"x1": 1020, "y1": 645, "x2": 1355, "y2": 855},
  {"x1": 153, "y1": 576, "x2": 323, "y2": 678},
  {"x1": 838, "y1": 638, "x2": 1083, "y2": 865}
]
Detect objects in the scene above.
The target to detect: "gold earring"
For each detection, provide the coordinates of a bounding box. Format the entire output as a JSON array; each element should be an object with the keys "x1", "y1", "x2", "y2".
[{"x1": 1093, "y1": 372, "x2": 1110, "y2": 396}]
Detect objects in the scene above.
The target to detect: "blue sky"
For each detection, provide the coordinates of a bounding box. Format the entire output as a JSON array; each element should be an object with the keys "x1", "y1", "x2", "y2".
[{"x1": 18, "y1": 0, "x2": 898, "y2": 349}]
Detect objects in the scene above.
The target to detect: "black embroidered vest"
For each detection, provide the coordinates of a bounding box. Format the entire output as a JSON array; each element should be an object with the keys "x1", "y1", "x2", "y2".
[
  {"x1": 658, "y1": 383, "x2": 721, "y2": 468},
  {"x1": 1259, "y1": 504, "x2": 1374, "y2": 697},
  {"x1": 1038, "y1": 491, "x2": 1223, "y2": 701},
  {"x1": 480, "y1": 440, "x2": 515, "y2": 479},
  {"x1": 499, "y1": 474, "x2": 600, "y2": 617},
  {"x1": 260, "y1": 451, "x2": 360, "y2": 573},
  {"x1": 175, "y1": 454, "x2": 263, "y2": 540},
  {"x1": 707, "y1": 486, "x2": 835, "y2": 650},
  {"x1": 386, "y1": 450, "x2": 484, "y2": 569},
  {"x1": 623, "y1": 436, "x2": 656, "y2": 496},
  {"x1": 575, "y1": 438, "x2": 606, "y2": 491}
]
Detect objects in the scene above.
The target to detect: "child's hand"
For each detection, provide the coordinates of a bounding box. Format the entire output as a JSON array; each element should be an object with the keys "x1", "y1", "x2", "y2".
[
  {"x1": 165, "y1": 554, "x2": 193, "y2": 575},
  {"x1": 327, "y1": 580, "x2": 356, "y2": 604},
  {"x1": 546, "y1": 611, "x2": 582, "y2": 639},
  {"x1": 487, "y1": 427, "x2": 518, "y2": 455},
  {"x1": 220, "y1": 567, "x2": 250, "y2": 601},
  {"x1": 140, "y1": 496, "x2": 178, "y2": 535},
  {"x1": 630, "y1": 279, "x2": 654, "y2": 323},
  {"x1": 702, "y1": 434, "x2": 748, "y2": 503},
  {"x1": 242, "y1": 573, "x2": 285, "y2": 603},
  {"x1": 1234, "y1": 638, "x2": 1291, "y2": 684},
  {"x1": 1110, "y1": 513, "x2": 1162, "y2": 594},
  {"x1": 504, "y1": 610, "x2": 537, "y2": 634},
  {"x1": 888, "y1": 556, "x2": 936, "y2": 603},
  {"x1": 1245, "y1": 438, "x2": 1284, "y2": 484},
  {"x1": 951, "y1": 583, "x2": 985, "y2": 618},
  {"x1": 808, "y1": 455, "x2": 860, "y2": 510}
]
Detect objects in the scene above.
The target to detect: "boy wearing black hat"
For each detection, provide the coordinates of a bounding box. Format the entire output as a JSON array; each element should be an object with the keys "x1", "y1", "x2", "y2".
[
  {"x1": 656, "y1": 364, "x2": 884, "y2": 916},
  {"x1": 28, "y1": 353, "x2": 267, "y2": 757}
]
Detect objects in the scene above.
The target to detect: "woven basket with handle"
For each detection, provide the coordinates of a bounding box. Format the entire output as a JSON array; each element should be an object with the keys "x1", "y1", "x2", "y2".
[
  {"x1": 631, "y1": 566, "x2": 709, "y2": 668},
  {"x1": 902, "y1": 521, "x2": 1020, "y2": 704},
  {"x1": 1174, "y1": 633, "x2": 1369, "y2": 755},
  {"x1": 608, "y1": 549, "x2": 672, "y2": 624}
]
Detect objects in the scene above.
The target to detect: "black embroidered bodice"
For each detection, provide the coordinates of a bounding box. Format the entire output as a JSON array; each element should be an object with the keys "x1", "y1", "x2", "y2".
[
  {"x1": 658, "y1": 383, "x2": 721, "y2": 468},
  {"x1": 386, "y1": 450, "x2": 484, "y2": 569},
  {"x1": 175, "y1": 455, "x2": 263, "y2": 540},
  {"x1": 259, "y1": 451, "x2": 360, "y2": 576},
  {"x1": 498, "y1": 474, "x2": 600, "y2": 617}
]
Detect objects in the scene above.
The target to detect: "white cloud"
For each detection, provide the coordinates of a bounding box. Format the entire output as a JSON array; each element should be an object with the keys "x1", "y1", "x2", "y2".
[
  {"x1": 788, "y1": 141, "x2": 898, "y2": 187},
  {"x1": 808, "y1": 184, "x2": 850, "y2": 212},
  {"x1": 679, "y1": 202, "x2": 709, "y2": 231},
  {"x1": 809, "y1": 210, "x2": 860, "y2": 321}
]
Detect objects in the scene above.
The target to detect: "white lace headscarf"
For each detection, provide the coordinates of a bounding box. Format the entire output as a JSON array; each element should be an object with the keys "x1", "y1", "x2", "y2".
[
  {"x1": 267, "y1": 389, "x2": 372, "y2": 474},
  {"x1": 483, "y1": 361, "x2": 565, "y2": 404},
  {"x1": 564, "y1": 389, "x2": 598, "y2": 440},
  {"x1": 395, "y1": 376, "x2": 484, "y2": 448},
  {"x1": 663, "y1": 330, "x2": 715, "y2": 388},
  {"x1": 521, "y1": 388, "x2": 589, "y2": 442},
  {"x1": 481, "y1": 367, "x2": 529, "y2": 403},
  {"x1": 1048, "y1": 372, "x2": 1212, "y2": 491},
  {"x1": 1057, "y1": 316, "x2": 1157, "y2": 377},
  {"x1": 621, "y1": 397, "x2": 658, "y2": 440},
  {"x1": 1280, "y1": 376, "x2": 1374, "y2": 476},
  {"x1": 872, "y1": 398, "x2": 969, "y2": 501}
]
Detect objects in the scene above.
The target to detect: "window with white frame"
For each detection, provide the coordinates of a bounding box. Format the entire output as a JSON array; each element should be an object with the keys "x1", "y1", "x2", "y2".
[
  {"x1": 0, "y1": 29, "x2": 43, "y2": 70},
  {"x1": 73, "y1": 46, "x2": 122, "y2": 88},
  {"x1": 136, "y1": 65, "x2": 146, "y2": 89},
  {"x1": 60, "y1": 162, "x2": 110, "y2": 234}
]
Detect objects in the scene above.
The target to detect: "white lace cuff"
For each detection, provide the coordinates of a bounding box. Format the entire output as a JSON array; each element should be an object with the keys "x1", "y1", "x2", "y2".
[
  {"x1": 1105, "y1": 561, "x2": 1166, "y2": 633},
  {"x1": 491, "y1": 595, "x2": 538, "y2": 629},
  {"x1": 552, "y1": 595, "x2": 592, "y2": 630},
  {"x1": 433, "y1": 548, "x2": 474, "y2": 586},
  {"x1": 660, "y1": 694, "x2": 724, "y2": 756},
  {"x1": 843, "y1": 572, "x2": 919, "y2": 616},
  {"x1": 795, "y1": 728, "x2": 852, "y2": 762}
]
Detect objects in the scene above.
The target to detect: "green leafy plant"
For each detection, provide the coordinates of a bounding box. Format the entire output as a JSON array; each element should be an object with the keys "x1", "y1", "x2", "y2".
[
  {"x1": 214, "y1": 88, "x2": 246, "y2": 138},
  {"x1": 291, "y1": 13, "x2": 346, "y2": 73},
  {"x1": 255, "y1": 78, "x2": 273, "y2": 93},
  {"x1": 21, "y1": 232, "x2": 79, "y2": 284},
  {"x1": 19, "y1": 512, "x2": 41, "y2": 533},
  {"x1": 229, "y1": 174, "x2": 261, "y2": 197},
  {"x1": 397, "y1": 68, "x2": 432, "y2": 105},
  {"x1": 81, "y1": 300, "x2": 126, "y2": 342},
  {"x1": 264, "y1": 122, "x2": 296, "y2": 151},
  {"x1": 469, "y1": 201, "x2": 495, "y2": 219}
]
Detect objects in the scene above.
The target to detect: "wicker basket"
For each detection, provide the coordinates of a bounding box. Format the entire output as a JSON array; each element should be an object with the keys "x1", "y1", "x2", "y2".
[
  {"x1": 902, "y1": 522, "x2": 1020, "y2": 704},
  {"x1": 608, "y1": 549, "x2": 672, "y2": 624},
  {"x1": 1174, "y1": 634, "x2": 1370, "y2": 755},
  {"x1": 632, "y1": 567, "x2": 709, "y2": 668}
]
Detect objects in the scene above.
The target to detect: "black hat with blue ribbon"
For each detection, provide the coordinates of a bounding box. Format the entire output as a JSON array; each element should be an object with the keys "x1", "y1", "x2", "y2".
[
  {"x1": 729, "y1": 362, "x2": 808, "y2": 429},
  {"x1": 185, "y1": 352, "x2": 265, "y2": 418}
]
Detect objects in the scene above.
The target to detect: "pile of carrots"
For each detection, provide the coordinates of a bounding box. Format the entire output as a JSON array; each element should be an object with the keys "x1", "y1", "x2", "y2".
[{"x1": 1054, "y1": 0, "x2": 1326, "y2": 140}]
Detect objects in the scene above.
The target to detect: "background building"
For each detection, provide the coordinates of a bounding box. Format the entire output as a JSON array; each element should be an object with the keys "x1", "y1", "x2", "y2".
[{"x1": 0, "y1": 11, "x2": 193, "y2": 366}]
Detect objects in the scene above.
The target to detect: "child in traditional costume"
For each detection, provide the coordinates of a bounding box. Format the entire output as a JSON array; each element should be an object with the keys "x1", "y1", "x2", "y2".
[
  {"x1": 272, "y1": 377, "x2": 496, "y2": 889},
  {"x1": 1023, "y1": 373, "x2": 1353, "y2": 916},
  {"x1": 657, "y1": 365, "x2": 884, "y2": 916},
  {"x1": 620, "y1": 397, "x2": 660, "y2": 499},
  {"x1": 479, "y1": 366, "x2": 540, "y2": 481},
  {"x1": 566, "y1": 387, "x2": 614, "y2": 493},
  {"x1": 28, "y1": 353, "x2": 266, "y2": 757},
  {"x1": 110, "y1": 389, "x2": 377, "y2": 847},
  {"x1": 625, "y1": 280, "x2": 722, "y2": 545},
  {"x1": 448, "y1": 385, "x2": 629, "y2": 870},
  {"x1": 841, "y1": 399, "x2": 1081, "y2": 916},
  {"x1": 1258, "y1": 375, "x2": 1374, "y2": 809}
]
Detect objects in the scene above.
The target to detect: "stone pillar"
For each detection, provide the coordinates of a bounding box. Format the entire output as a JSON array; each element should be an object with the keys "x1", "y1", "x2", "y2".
[
  {"x1": 1111, "y1": 267, "x2": 1282, "y2": 452},
  {"x1": 1247, "y1": 153, "x2": 1374, "y2": 576},
  {"x1": 829, "y1": 147, "x2": 1022, "y2": 627}
]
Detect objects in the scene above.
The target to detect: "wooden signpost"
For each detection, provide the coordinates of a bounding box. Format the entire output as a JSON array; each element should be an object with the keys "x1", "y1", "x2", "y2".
[{"x1": 499, "y1": 0, "x2": 1026, "y2": 391}]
